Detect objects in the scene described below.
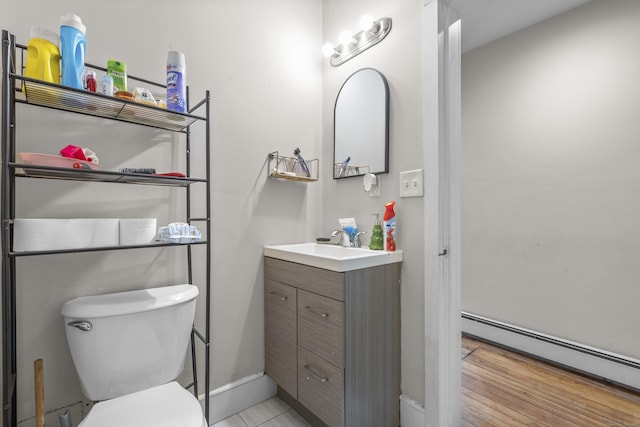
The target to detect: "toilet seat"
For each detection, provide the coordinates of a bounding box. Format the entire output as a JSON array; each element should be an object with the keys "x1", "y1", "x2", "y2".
[{"x1": 78, "y1": 381, "x2": 206, "y2": 427}]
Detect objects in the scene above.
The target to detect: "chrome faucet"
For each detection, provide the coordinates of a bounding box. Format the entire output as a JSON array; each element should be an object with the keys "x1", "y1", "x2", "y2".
[
  {"x1": 331, "y1": 229, "x2": 351, "y2": 247},
  {"x1": 354, "y1": 231, "x2": 367, "y2": 248}
]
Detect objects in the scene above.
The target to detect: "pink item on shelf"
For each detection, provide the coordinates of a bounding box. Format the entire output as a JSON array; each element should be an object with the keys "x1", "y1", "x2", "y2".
[
  {"x1": 60, "y1": 144, "x2": 87, "y2": 161},
  {"x1": 17, "y1": 153, "x2": 100, "y2": 170},
  {"x1": 154, "y1": 172, "x2": 186, "y2": 177}
]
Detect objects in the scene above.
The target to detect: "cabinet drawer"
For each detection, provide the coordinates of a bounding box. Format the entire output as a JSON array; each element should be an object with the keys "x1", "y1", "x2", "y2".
[
  {"x1": 264, "y1": 279, "x2": 297, "y2": 397},
  {"x1": 298, "y1": 346, "x2": 344, "y2": 427},
  {"x1": 265, "y1": 257, "x2": 344, "y2": 301},
  {"x1": 298, "y1": 289, "x2": 343, "y2": 368}
]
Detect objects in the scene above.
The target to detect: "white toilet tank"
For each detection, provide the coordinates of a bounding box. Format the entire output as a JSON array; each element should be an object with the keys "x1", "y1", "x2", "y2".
[{"x1": 61, "y1": 284, "x2": 199, "y2": 401}]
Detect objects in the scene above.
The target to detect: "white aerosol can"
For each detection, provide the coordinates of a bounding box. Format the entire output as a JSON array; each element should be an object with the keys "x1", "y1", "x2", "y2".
[{"x1": 166, "y1": 50, "x2": 186, "y2": 113}]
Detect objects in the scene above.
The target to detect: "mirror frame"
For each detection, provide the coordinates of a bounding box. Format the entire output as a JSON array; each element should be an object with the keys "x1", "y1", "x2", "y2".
[{"x1": 333, "y1": 68, "x2": 390, "y2": 179}]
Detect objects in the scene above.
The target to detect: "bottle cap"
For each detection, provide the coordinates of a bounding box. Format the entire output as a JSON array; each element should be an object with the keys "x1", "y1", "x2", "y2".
[
  {"x1": 167, "y1": 50, "x2": 186, "y2": 68},
  {"x1": 29, "y1": 26, "x2": 59, "y2": 45},
  {"x1": 107, "y1": 60, "x2": 125, "y2": 69},
  {"x1": 60, "y1": 13, "x2": 86, "y2": 34}
]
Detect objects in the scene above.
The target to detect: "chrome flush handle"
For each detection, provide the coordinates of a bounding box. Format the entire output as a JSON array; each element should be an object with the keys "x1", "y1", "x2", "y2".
[{"x1": 68, "y1": 321, "x2": 92, "y2": 332}]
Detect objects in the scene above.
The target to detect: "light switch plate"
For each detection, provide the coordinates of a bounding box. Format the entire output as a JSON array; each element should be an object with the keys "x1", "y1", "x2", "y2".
[{"x1": 399, "y1": 169, "x2": 424, "y2": 197}]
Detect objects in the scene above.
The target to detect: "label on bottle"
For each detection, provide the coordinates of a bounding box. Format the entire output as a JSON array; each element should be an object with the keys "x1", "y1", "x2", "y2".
[
  {"x1": 108, "y1": 70, "x2": 126, "y2": 92},
  {"x1": 384, "y1": 217, "x2": 397, "y2": 251},
  {"x1": 167, "y1": 69, "x2": 186, "y2": 113}
]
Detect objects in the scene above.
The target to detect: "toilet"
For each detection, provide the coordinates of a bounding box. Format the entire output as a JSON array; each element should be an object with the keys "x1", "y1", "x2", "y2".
[{"x1": 61, "y1": 284, "x2": 206, "y2": 427}]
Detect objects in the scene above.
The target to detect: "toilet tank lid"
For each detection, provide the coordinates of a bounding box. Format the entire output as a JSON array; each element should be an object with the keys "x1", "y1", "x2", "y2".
[{"x1": 61, "y1": 284, "x2": 198, "y2": 318}]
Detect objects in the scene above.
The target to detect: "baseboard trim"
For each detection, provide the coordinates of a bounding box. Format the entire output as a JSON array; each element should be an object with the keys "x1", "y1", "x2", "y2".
[
  {"x1": 202, "y1": 372, "x2": 277, "y2": 425},
  {"x1": 206, "y1": 377, "x2": 426, "y2": 427},
  {"x1": 400, "y1": 394, "x2": 425, "y2": 427},
  {"x1": 462, "y1": 312, "x2": 640, "y2": 391}
]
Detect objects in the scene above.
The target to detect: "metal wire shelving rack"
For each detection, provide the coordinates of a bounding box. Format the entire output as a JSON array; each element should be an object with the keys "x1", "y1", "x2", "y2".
[{"x1": 2, "y1": 30, "x2": 212, "y2": 426}]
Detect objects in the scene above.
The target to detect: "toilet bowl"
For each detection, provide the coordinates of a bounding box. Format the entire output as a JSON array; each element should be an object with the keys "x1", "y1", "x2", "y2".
[
  {"x1": 78, "y1": 382, "x2": 206, "y2": 427},
  {"x1": 61, "y1": 285, "x2": 205, "y2": 426}
]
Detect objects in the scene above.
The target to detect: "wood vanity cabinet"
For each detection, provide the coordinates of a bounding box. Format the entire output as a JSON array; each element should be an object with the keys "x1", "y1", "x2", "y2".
[{"x1": 264, "y1": 256, "x2": 401, "y2": 427}]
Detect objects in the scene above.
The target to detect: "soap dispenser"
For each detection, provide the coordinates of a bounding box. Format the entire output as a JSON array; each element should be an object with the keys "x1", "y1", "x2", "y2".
[{"x1": 369, "y1": 213, "x2": 384, "y2": 250}]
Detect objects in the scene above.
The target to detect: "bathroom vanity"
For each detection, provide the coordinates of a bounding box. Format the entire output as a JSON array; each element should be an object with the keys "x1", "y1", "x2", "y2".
[{"x1": 264, "y1": 244, "x2": 402, "y2": 427}]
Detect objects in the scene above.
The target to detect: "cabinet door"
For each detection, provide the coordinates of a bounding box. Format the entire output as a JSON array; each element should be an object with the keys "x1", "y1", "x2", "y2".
[
  {"x1": 298, "y1": 346, "x2": 344, "y2": 427},
  {"x1": 298, "y1": 289, "x2": 344, "y2": 368},
  {"x1": 264, "y1": 279, "x2": 297, "y2": 396}
]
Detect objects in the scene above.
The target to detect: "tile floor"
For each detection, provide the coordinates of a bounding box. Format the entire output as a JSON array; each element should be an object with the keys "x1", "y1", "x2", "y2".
[{"x1": 212, "y1": 396, "x2": 311, "y2": 427}]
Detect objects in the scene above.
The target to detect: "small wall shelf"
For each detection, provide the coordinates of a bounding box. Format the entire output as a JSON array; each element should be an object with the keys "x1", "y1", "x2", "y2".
[{"x1": 268, "y1": 151, "x2": 318, "y2": 182}]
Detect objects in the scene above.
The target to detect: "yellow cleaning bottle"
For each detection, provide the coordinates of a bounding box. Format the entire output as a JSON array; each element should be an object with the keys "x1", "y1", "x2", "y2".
[{"x1": 24, "y1": 27, "x2": 60, "y2": 85}]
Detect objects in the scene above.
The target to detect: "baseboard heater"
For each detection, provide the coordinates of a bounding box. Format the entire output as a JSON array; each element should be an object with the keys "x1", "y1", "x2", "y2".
[{"x1": 461, "y1": 311, "x2": 640, "y2": 391}]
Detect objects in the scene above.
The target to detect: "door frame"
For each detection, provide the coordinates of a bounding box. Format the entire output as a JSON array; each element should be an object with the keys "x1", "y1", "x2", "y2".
[{"x1": 422, "y1": 1, "x2": 462, "y2": 425}]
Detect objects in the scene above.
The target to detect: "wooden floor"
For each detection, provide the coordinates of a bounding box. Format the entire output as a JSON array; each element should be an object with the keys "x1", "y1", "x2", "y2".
[{"x1": 462, "y1": 335, "x2": 640, "y2": 426}]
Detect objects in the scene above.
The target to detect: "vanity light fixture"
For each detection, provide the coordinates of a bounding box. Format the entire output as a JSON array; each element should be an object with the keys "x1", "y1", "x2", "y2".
[
  {"x1": 339, "y1": 30, "x2": 356, "y2": 46},
  {"x1": 322, "y1": 16, "x2": 392, "y2": 67}
]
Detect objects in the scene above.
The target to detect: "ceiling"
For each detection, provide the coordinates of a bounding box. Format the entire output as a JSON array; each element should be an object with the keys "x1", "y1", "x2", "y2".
[{"x1": 449, "y1": 0, "x2": 593, "y2": 52}]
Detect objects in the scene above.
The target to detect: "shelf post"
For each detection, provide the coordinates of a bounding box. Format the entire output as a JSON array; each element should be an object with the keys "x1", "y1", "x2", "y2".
[
  {"x1": 2, "y1": 29, "x2": 18, "y2": 427},
  {"x1": 204, "y1": 89, "x2": 211, "y2": 425}
]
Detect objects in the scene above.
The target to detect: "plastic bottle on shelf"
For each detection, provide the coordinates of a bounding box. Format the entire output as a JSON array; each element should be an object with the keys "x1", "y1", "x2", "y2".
[
  {"x1": 85, "y1": 71, "x2": 96, "y2": 92},
  {"x1": 369, "y1": 213, "x2": 384, "y2": 250},
  {"x1": 60, "y1": 13, "x2": 86, "y2": 89},
  {"x1": 101, "y1": 74, "x2": 114, "y2": 96},
  {"x1": 107, "y1": 60, "x2": 127, "y2": 92},
  {"x1": 166, "y1": 50, "x2": 187, "y2": 113},
  {"x1": 24, "y1": 26, "x2": 60, "y2": 84},
  {"x1": 383, "y1": 201, "x2": 397, "y2": 252}
]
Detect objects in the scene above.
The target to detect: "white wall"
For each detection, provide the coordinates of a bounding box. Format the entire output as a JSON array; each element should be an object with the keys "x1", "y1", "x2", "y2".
[
  {"x1": 2, "y1": 0, "x2": 432, "y2": 422},
  {"x1": 1, "y1": 0, "x2": 322, "y2": 424},
  {"x1": 322, "y1": 0, "x2": 425, "y2": 404},
  {"x1": 462, "y1": 0, "x2": 640, "y2": 359}
]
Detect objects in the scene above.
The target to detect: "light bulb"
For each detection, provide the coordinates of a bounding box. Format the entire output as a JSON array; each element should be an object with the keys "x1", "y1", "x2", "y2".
[
  {"x1": 339, "y1": 30, "x2": 355, "y2": 46},
  {"x1": 359, "y1": 15, "x2": 376, "y2": 32},
  {"x1": 322, "y1": 43, "x2": 336, "y2": 58}
]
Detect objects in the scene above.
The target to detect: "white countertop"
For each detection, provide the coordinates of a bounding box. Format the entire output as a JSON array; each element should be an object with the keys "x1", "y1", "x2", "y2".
[{"x1": 264, "y1": 242, "x2": 403, "y2": 272}]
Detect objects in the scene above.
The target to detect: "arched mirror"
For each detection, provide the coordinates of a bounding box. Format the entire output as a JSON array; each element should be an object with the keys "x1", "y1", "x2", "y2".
[{"x1": 333, "y1": 68, "x2": 389, "y2": 179}]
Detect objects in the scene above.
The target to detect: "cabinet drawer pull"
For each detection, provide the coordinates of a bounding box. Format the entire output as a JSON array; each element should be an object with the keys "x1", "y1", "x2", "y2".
[
  {"x1": 268, "y1": 291, "x2": 288, "y2": 301},
  {"x1": 303, "y1": 305, "x2": 328, "y2": 318},
  {"x1": 304, "y1": 364, "x2": 329, "y2": 382}
]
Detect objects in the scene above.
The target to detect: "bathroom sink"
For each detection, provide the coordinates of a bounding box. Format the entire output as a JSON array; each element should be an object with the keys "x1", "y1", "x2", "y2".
[{"x1": 264, "y1": 242, "x2": 403, "y2": 272}]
